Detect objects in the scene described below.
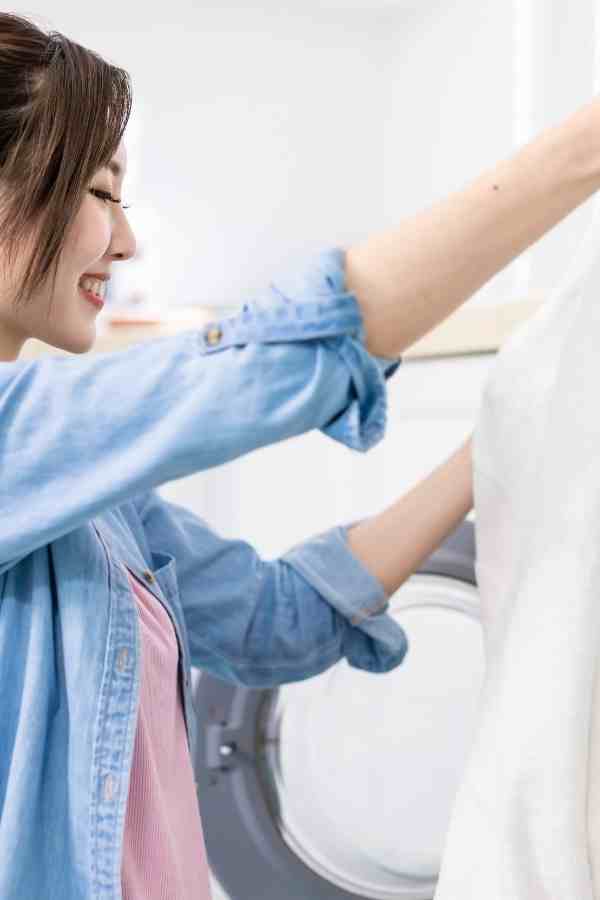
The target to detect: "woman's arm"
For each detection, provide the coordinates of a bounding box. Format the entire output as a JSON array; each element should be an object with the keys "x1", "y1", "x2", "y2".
[
  {"x1": 130, "y1": 487, "x2": 408, "y2": 688},
  {"x1": 0, "y1": 249, "x2": 396, "y2": 576},
  {"x1": 346, "y1": 97, "x2": 600, "y2": 358},
  {"x1": 346, "y1": 435, "x2": 473, "y2": 596}
]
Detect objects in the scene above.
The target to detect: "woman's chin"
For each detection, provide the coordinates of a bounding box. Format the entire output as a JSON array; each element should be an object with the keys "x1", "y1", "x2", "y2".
[
  {"x1": 47, "y1": 323, "x2": 97, "y2": 355},
  {"x1": 67, "y1": 331, "x2": 97, "y2": 354}
]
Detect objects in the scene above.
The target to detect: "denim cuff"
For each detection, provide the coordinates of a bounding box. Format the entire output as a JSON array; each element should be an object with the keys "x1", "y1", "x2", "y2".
[
  {"x1": 197, "y1": 246, "x2": 403, "y2": 453},
  {"x1": 282, "y1": 522, "x2": 409, "y2": 673}
]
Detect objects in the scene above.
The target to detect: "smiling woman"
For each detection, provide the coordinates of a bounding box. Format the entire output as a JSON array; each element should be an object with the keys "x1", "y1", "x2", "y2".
[{"x1": 0, "y1": 13, "x2": 132, "y2": 314}]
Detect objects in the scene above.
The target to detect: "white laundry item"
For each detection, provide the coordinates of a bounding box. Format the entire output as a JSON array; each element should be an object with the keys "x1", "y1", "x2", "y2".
[{"x1": 433, "y1": 233, "x2": 600, "y2": 899}]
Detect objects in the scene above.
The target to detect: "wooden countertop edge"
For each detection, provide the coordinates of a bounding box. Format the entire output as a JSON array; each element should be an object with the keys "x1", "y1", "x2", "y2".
[{"x1": 19, "y1": 298, "x2": 544, "y2": 361}]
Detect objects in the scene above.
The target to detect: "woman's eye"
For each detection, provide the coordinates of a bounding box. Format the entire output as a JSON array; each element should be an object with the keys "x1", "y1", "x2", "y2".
[
  {"x1": 90, "y1": 188, "x2": 112, "y2": 202},
  {"x1": 89, "y1": 188, "x2": 132, "y2": 210}
]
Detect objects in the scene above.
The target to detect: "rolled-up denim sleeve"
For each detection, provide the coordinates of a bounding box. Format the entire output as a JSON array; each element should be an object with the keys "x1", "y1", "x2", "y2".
[
  {"x1": 131, "y1": 490, "x2": 409, "y2": 688},
  {"x1": 200, "y1": 245, "x2": 402, "y2": 452},
  {"x1": 280, "y1": 520, "x2": 409, "y2": 674},
  {"x1": 284, "y1": 246, "x2": 402, "y2": 451},
  {"x1": 318, "y1": 335, "x2": 400, "y2": 451}
]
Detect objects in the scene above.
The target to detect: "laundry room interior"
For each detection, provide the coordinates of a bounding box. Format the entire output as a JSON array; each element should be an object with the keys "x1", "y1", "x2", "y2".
[{"x1": 17, "y1": 1, "x2": 600, "y2": 898}]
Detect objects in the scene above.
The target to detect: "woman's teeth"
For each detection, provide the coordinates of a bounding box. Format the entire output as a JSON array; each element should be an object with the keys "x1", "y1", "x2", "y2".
[{"x1": 79, "y1": 277, "x2": 106, "y2": 299}]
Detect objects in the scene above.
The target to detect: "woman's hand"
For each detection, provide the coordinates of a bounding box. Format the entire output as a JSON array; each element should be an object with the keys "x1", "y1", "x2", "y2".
[{"x1": 347, "y1": 433, "x2": 474, "y2": 596}]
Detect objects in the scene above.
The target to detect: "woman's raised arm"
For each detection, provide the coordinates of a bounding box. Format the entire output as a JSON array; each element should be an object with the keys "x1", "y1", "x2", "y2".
[
  {"x1": 346, "y1": 97, "x2": 600, "y2": 358},
  {"x1": 0, "y1": 249, "x2": 399, "y2": 576}
]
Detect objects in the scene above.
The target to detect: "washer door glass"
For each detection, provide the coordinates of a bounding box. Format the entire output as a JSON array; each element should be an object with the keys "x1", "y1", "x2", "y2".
[{"x1": 257, "y1": 574, "x2": 484, "y2": 899}]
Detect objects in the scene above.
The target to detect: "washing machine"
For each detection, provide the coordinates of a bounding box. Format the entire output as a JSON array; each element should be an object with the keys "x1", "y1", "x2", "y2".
[{"x1": 190, "y1": 517, "x2": 480, "y2": 900}]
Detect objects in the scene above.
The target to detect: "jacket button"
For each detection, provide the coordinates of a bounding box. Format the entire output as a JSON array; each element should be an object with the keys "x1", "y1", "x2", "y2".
[
  {"x1": 204, "y1": 324, "x2": 223, "y2": 346},
  {"x1": 142, "y1": 570, "x2": 155, "y2": 584},
  {"x1": 116, "y1": 648, "x2": 130, "y2": 672}
]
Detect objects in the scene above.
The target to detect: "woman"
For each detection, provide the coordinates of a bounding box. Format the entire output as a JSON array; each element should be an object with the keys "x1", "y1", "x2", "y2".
[{"x1": 1, "y1": 12, "x2": 599, "y2": 900}]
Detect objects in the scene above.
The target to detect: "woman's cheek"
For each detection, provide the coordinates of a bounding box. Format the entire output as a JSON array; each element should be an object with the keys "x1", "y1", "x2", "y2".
[{"x1": 72, "y1": 209, "x2": 111, "y2": 260}]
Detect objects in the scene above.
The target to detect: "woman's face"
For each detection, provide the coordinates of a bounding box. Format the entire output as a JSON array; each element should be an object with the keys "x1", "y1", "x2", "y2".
[{"x1": 0, "y1": 140, "x2": 136, "y2": 361}]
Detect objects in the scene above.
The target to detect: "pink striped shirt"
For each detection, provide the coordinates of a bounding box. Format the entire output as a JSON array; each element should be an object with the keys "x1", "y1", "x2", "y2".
[{"x1": 120, "y1": 564, "x2": 213, "y2": 900}]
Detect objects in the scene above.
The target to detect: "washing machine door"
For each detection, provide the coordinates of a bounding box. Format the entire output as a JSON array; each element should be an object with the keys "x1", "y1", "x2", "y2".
[{"x1": 191, "y1": 518, "x2": 482, "y2": 900}]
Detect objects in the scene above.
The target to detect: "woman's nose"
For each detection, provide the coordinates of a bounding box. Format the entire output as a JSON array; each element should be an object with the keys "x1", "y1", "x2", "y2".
[{"x1": 110, "y1": 213, "x2": 137, "y2": 262}]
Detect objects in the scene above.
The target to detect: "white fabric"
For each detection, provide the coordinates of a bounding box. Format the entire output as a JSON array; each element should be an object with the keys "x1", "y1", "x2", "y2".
[{"x1": 433, "y1": 236, "x2": 600, "y2": 899}]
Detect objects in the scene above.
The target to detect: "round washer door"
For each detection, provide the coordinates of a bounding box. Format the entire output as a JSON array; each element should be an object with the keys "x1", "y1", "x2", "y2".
[{"x1": 192, "y1": 518, "x2": 483, "y2": 900}]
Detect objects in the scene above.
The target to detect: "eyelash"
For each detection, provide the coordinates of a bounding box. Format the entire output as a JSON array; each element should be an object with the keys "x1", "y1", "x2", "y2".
[{"x1": 89, "y1": 188, "x2": 132, "y2": 210}]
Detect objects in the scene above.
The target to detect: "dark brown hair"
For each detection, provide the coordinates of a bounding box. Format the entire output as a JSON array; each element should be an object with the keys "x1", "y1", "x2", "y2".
[{"x1": 0, "y1": 12, "x2": 132, "y2": 310}]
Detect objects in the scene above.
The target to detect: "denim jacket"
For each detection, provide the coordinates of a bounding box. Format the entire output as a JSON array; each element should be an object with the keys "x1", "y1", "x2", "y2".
[{"x1": 0, "y1": 247, "x2": 408, "y2": 900}]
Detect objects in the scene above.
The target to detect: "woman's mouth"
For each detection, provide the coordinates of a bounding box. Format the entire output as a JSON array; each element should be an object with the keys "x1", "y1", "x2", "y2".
[{"x1": 78, "y1": 277, "x2": 106, "y2": 310}]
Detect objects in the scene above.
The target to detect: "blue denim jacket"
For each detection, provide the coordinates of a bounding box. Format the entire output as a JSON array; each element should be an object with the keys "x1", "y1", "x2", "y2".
[{"x1": 0, "y1": 247, "x2": 408, "y2": 899}]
